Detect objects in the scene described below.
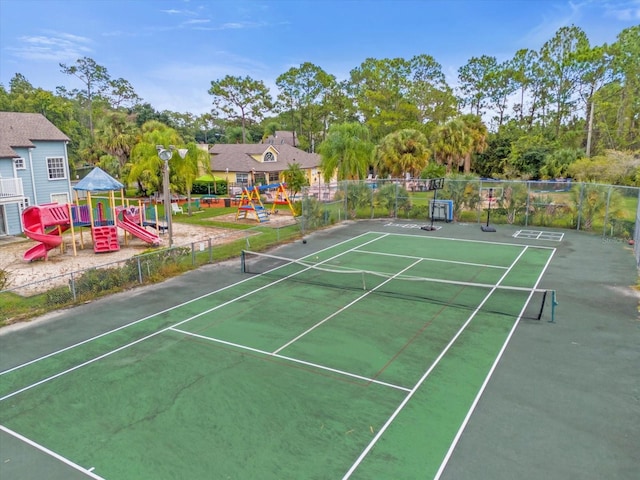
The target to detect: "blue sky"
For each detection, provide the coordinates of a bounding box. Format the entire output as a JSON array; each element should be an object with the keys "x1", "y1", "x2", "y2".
[{"x1": 1, "y1": 0, "x2": 638, "y2": 115}]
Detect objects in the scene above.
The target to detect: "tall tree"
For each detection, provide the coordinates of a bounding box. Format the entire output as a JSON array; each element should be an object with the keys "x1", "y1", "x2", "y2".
[
  {"x1": 539, "y1": 25, "x2": 590, "y2": 135},
  {"x1": 318, "y1": 122, "x2": 373, "y2": 181},
  {"x1": 508, "y1": 49, "x2": 543, "y2": 128},
  {"x1": 59, "y1": 57, "x2": 111, "y2": 137},
  {"x1": 408, "y1": 54, "x2": 457, "y2": 127},
  {"x1": 457, "y1": 55, "x2": 497, "y2": 116},
  {"x1": 608, "y1": 25, "x2": 640, "y2": 150},
  {"x1": 208, "y1": 75, "x2": 273, "y2": 143},
  {"x1": 348, "y1": 57, "x2": 418, "y2": 141},
  {"x1": 276, "y1": 62, "x2": 337, "y2": 151}
]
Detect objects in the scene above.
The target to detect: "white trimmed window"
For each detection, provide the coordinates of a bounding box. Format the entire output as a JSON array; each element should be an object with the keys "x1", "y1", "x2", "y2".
[
  {"x1": 236, "y1": 173, "x2": 249, "y2": 184},
  {"x1": 264, "y1": 152, "x2": 275, "y2": 162},
  {"x1": 14, "y1": 157, "x2": 25, "y2": 170},
  {"x1": 47, "y1": 157, "x2": 66, "y2": 179}
]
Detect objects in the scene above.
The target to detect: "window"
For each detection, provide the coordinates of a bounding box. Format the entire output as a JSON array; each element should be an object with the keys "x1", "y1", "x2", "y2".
[
  {"x1": 51, "y1": 193, "x2": 70, "y2": 204},
  {"x1": 236, "y1": 173, "x2": 249, "y2": 185},
  {"x1": 264, "y1": 152, "x2": 275, "y2": 162},
  {"x1": 47, "y1": 157, "x2": 66, "y2": 179},
  {"x1": 14, "y1": 158, "x2": 25, "y2": 170}
]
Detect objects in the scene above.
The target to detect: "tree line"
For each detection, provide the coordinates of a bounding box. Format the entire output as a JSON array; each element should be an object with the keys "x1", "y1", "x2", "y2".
[{"x1": 0, "y1": 23, "x2": 638, "y2": 198}]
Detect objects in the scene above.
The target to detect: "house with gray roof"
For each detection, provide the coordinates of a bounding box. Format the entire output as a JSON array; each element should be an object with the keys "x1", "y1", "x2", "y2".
[
  {"x1": 0, "y1": 112, "x2": 72, "y2": 235},
  {"x1": 209, "y1": 142, "x2": 323, "y2": 193}
]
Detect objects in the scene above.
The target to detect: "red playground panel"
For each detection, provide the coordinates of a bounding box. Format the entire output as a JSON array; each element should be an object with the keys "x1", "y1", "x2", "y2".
[{"x1": 92, "y1": 226, "x2": 120, "y2": 253}]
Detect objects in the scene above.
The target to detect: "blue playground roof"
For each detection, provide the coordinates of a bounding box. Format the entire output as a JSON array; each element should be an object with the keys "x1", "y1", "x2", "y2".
[{"x1": 74, "y1": 167, "x2": 124, "y2": 192}]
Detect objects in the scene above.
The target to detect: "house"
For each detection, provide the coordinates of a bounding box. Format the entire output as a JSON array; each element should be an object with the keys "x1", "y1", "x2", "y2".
[
  {"x1": 209, "y1": 143, "x2": 325, "y2": 195},
  {"x1": 0, "y1": 112, "x2": 72, "y2": 235}
]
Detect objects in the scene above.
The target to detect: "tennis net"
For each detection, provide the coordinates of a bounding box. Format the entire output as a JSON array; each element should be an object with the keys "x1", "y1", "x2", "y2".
[{"x1": 241, "y1": 250, "x2": 550, "y2": 320}]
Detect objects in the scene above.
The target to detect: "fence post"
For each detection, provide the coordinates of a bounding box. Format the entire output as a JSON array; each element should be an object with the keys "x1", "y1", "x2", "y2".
[
  {"x1": 602, "y1": 186, "x2": 612, "y2": 239},
  {"x1": 70, "y1": 272, "x2": 76, "y2": 302},
  {"x1": 137, "y1": 257, "x2": 143, "y2": 284},
  {"x1": 525, "y1": 181, "x2": 531, "y2": 227},
  {"x1": 576, "y1": 183, "x2": 584, "y2": 231}
]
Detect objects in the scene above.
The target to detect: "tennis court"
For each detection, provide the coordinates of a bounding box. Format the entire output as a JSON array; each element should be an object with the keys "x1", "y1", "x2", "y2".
[{"x1": 1, "y1": 221, "x2": 638, "y2": 479}]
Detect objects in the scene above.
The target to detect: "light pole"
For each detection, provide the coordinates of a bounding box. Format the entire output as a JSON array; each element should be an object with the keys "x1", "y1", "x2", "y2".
[
  {"x1": 157, "y1": 145, "x2": 188, "y2": 247},
  {"x1": 157, "y1": 146, "x2": 173, "y2": 247}
]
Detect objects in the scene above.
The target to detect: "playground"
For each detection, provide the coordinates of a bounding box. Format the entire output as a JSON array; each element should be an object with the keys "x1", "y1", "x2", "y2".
[{"x1": 21, "y1": 168, "x2": 163, "y2": 262}]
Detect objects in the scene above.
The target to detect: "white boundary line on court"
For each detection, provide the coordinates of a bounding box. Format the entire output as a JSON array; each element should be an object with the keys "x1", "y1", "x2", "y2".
[
  {"x1": 341, "y1": 245, "x2": 531, "y2": 479},
  {"x1": 0, "y1": 233, "x2": 389, "y2": 402},
  {"x1": 0, "y1": 230, "x2": 554, "y2": 479},
  {"x1": 272, "y1": 258, "x2": 424, "y2": 355},
  {"x1": 169, "y1": 328, "x2": 411, "y2": 392},
  {"x1": 0, "y1": 231, "x2": 379, "y2": 377},
  {"x1": 0, "y1": 424, "x2": 106, "y2": 480},
  {"x1": 0, "y1": 231, "x2": 393, "y2": 477},
  {"x1": 433, "y1": 246, "x2": 557, "y2": 480},
  {"x1": 352, "y1": 248, "x2": 510, "y2": 269},
  {"x1": 369, "y1": 229, "x2": 557, "y2": 251}
]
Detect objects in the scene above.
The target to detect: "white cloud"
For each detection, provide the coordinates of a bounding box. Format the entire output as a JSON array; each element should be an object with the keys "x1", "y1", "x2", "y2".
[{"x1": 8, "y1": 32, "x2": 93, "y2": 62}]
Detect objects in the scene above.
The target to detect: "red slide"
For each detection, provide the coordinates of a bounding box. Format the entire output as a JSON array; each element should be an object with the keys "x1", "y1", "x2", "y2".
[
  {"x1": 116, "y1": 208, "x2": 161, "y2": 246},
  {"x1": 22, "y1": 204, "x2": 71, "y2": 261}
]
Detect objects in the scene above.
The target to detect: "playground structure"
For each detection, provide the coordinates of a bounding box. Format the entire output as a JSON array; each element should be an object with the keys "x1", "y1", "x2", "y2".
[
  {"x1": 22, "y1": 201, "x2": 163, "y2": 261},
  {"x1": 235, "y1": 183, "x2": 295, "y2": 223},
  {"x1": 21, "y1": 167, "x2": 163, "y2": 262}
]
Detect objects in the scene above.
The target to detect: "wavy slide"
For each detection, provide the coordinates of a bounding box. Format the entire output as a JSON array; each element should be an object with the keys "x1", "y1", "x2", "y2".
[
  {"x1": 22, "y1": 204, "x2": 71, "y2": 261},
  {"x1": 116, "y1": 209, "x2": 161, "y2": 246}
]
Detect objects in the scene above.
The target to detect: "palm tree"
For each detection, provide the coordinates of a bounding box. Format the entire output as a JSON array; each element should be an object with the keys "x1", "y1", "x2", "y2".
[
  {"x1": 127, "y1": 121, "x2": 183, "y2": 197},
  {"x1": 173, "y1": 142, "x2": 210, "y2": 215},
  {"x1": 95, "y1": 111, "x2": 139, "y2": 175},
  {"x1": 375, "y1": 129, "x2": 430, "y2": 178},
  {"x1": 318, "y1": 122, "x2": 373, "y2": 181},
  {"x1": 459, "y1": 114, "x2": 488, "y2": 173},
  {"x1": 431, "y1": 118, "x2": 473, "y2": 174}
]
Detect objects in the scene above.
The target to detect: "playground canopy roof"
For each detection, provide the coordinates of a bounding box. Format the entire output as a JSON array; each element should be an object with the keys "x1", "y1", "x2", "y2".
[{"x1": 73, "y1": 167, "x2": 124, "y2": 192}]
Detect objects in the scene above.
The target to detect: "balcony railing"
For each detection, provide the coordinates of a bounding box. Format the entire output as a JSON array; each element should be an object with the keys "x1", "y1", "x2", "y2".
[{"x1": 0, "y1": 177, "x2": 24, "y2": 200}]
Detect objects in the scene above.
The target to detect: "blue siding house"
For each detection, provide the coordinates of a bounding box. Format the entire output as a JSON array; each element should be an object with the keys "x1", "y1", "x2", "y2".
[{"x1": 0, "y1": 112, "x2": 72, "y2": 236}]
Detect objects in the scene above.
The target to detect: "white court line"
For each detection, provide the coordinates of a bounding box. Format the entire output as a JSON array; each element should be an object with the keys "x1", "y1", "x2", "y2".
[
  {"x1": 353, "y1": 248, "x2": 509, "y2": 269},
  {"x1": 0, "y1": 232, "x2": 389, "y2": 402},
  {"x1": 273, "y1": 258, "x2": 423, "y2": 355},
  {"x1": 433, "y1": 246, "x2": 557, "y2": 480},
  {"x1": 170, "y1": 328, "x2": 410, "y2": 393},
  {"x1": 0, "y1": 231, "x2": 380, "y2": 377},
  {"x1": 0, "y1": 424, "x2": 105, "y2": 480},
  {"x1": 341, "y1": 245, "x2": 531, "y2": 479},
  {"x1": 368, "y1": 229, "x2": 557, "y2": 250}
]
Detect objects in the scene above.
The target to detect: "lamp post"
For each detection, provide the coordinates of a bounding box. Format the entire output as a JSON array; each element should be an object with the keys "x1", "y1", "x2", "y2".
[
  {"x1": 157, "y1": 145, "x2": 188, "y2": 247},
  {"x1": 157, "y1": 146, "x2": 173, "y2": 247}
]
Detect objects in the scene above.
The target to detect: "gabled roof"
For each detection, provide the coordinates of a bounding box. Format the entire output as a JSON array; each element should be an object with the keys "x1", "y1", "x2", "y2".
[
  {"x1": 0, "y1": 112, "x2": 70, "y2": 158},
  {"x1": 209, "y1": 143, "x2": 320, "y2": 172},
  {"x1": 263, "y1": 130, "x2": 298, "y2": 147},
  {"x1": 73, "y1": 166, "x2": 124, "y2": 191}
]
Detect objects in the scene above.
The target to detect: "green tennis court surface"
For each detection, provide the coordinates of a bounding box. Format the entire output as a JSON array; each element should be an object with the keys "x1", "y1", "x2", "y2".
[{"x1": 1, "y1": 224, "x2": 637, "y2": 479}]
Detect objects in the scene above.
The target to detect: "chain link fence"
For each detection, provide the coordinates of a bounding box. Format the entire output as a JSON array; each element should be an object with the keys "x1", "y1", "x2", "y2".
[
  {"x1": 0, "y1": 222, "x2": 302, "y2": 324},
  {"x1": 3, "y1": 179, "x2": 638, "y2": 324},
  {"x1": 298, "y1": 178, "x2": 639, "y2": 264}
]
